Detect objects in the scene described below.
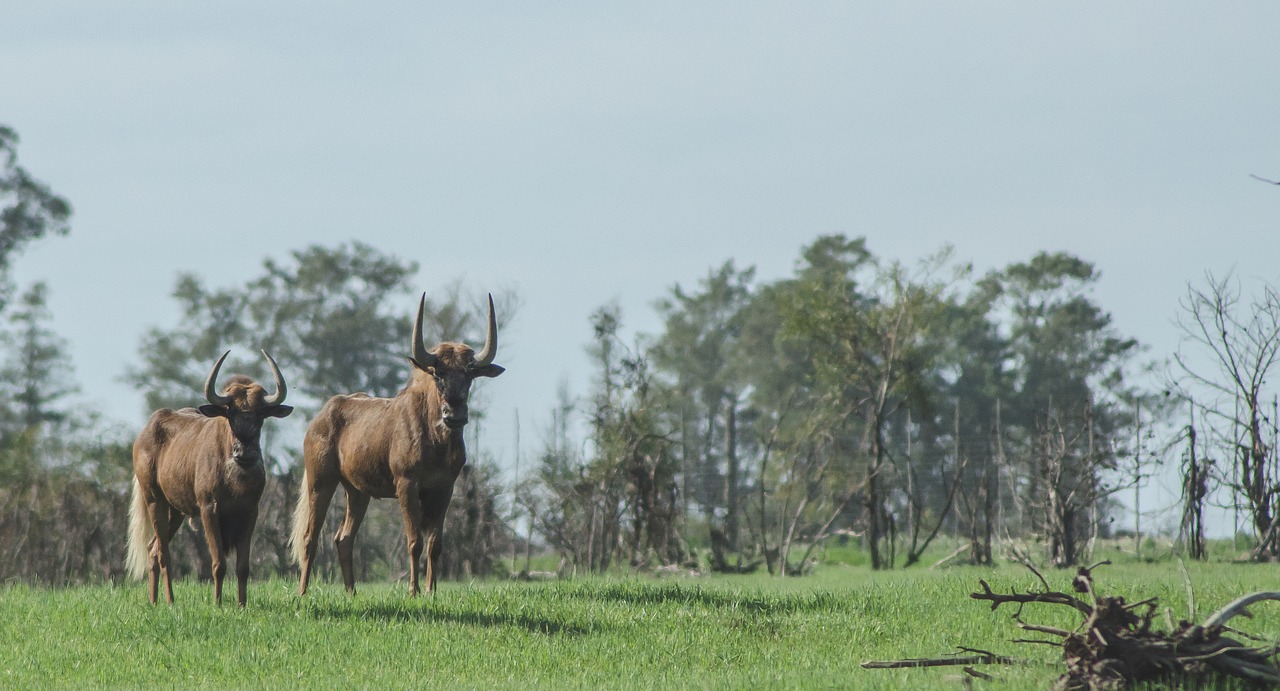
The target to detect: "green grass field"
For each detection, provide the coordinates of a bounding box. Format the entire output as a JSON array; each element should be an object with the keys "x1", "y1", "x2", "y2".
[{"x1": 2, "y1": 556, "x2": 1278, "y2": 689}]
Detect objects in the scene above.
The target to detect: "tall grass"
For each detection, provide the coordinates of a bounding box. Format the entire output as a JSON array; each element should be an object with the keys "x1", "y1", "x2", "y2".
[{"x1": 2, "y1": 560, "x2": 1277, "y2": 689}]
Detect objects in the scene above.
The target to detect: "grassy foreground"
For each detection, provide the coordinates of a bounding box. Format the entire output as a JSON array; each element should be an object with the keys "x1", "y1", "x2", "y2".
[{"x1": 2, "y1": 560, "x2": 1278, "y2": 689}]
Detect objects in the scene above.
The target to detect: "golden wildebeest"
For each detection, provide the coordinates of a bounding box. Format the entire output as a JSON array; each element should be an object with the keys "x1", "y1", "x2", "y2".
[
  {"x1": 290, "y1": 293, "x2": 504, "y2": 596},
  {"x1": 126, "y1": 350, "x2": 292, "y2": 606}
]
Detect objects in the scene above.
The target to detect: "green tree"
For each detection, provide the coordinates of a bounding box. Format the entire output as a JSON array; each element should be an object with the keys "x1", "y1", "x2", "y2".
[
  {"x1": 126, "y1": 242, "x2": 421, "y2": 415},
  {"x1": 0, "y1": 126, "x2": 71, "y2": 312},
  {"x1": 650, "y1": 261, "x2": 756, "y2": 566},
  {"x1": 780, "y1": 238, "x2": 966, "y2": 569},
  {"x1": 937, "y1": 279, "x2": 1013, "y2": 565},
  {"x1": 992, "y1": 252, "x2": 1142, "y2": 566},
  {"x1": 0, "y1": 282, "x2": 79, "y2": 435}
]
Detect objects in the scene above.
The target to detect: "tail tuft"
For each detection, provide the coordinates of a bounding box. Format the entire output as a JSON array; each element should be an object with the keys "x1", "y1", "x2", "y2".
[
  {"x1": 125, "y1": 478, "x2": 153, "y2": 580},
  {"x1": 289, "y1": 470, "x2": 311, "y2": 566}
]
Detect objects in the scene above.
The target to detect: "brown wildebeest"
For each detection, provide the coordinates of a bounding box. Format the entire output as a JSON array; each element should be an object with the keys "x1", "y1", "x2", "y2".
[
  {"x1": 126, "y1": 350, "x2": 292, "y2": 606},
  {"x1": 290, "y1": 293, "x2": 503, "y2": 596}
]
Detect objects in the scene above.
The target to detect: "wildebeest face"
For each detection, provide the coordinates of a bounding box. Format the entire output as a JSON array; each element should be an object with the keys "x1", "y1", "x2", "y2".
[
  {"x1": 200, "y1": 401, "x2": 294, "y2": 465},
  {"x1": 421, "y1": 362, "x2": 504, "y2": 430},
  {"x1": 407, "y1": 293, "x2": 505, "y2": 431},
  {"x1": 199, "y1": 350, "x2": 293, "y2": 466}
]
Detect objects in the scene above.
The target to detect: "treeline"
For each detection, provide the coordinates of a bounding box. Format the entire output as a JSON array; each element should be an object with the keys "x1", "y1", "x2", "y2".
[
  {"x1": 533, "y1": 239, "x2": 1147, "y2": 576},
  {"x1": 2, "y1": 122, "x2": 1279, "y2": 587}
]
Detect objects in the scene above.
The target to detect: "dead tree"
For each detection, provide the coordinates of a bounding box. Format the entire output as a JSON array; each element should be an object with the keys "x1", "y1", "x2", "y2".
[
  {"x1": 1172, "y1": 273, "x2": 1280, "y2": 560},
  {"x1": 1179, "y1": 403, "x2": 1209, "y2": 560},
  {"x1": 1027, "y1": 405, "x2": 1111, "y2": 567},
  {"x1": 901, "y1": 405, "x2": 967, "y2": 568}
]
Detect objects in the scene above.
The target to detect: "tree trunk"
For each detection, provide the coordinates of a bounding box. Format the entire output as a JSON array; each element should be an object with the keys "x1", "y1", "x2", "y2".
[{"x1": 724, "y1": 398, "x2": 740, "y2": 554}]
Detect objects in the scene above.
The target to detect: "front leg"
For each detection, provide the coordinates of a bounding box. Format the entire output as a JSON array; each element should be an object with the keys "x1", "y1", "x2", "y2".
[
  {"x1": 234, "y1": 508, "x2": 258, "y2": 607},
  {"x1": 199, "y1": 502, "x2": 226, "y2": 606},
  {"x1": 421, "y1": 485, "x2": 455, "y2": 594},
  {"x1": 396, "y1": 480, "x2": 423, "y2": 596}
]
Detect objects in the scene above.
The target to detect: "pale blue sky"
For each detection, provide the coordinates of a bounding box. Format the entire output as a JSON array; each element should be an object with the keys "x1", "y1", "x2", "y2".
[{"x1": 4, "y1": 3, "x2": 1279, "y2": 533}]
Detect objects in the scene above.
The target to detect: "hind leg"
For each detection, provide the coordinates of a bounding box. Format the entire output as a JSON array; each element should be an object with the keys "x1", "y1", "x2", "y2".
[
  {"x1": 335, "y1": 488, "x2": 370, "y2": 595},
  {"x1": 146, "y1": 502, "x2": 181, "y2": 604},
  {"x1": 297, "y1": 472, "x2": 339, "y2": 596}
]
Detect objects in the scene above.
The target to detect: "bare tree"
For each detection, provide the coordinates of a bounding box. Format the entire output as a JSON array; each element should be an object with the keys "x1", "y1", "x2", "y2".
[
  {"x1": 1179, "y1": 402, "x2": 1210, "y2": 560},
  {"x1": 900, "y1": 405, "x2": 967, "y2": 568},
  {"x1": 1171, "y1": 272, "x2": 1280, "y2": 560},
  {"x1": 1025, "y1": 404, "x2": 1119, "y2": 567}
]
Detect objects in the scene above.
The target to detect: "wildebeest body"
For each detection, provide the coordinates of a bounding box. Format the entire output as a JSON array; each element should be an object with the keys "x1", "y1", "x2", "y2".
[
  {"x1": 127, "y1": 353, "x2": 291, "y2": 606},
  {"x1": 291, "y1": 295, "x2": 502, "y2": 596},
  {"x1": 136, "y1": 408, "x2": 266, "y2": 542},
  {"x1": 307, "y1": 391, "x2": 463, "y2": 499}
]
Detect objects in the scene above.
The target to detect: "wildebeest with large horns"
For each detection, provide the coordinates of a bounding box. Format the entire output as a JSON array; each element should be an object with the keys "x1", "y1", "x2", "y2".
[
  {"x1": 290, "y1": 293, "x2": 504, "y2": 596},
  {"x1": 126, "y1": 350, "x2": 292, "y2": 606}
]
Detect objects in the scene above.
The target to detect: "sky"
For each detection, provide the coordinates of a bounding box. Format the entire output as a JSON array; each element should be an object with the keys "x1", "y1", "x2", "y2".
[{"x1": 3, "y1": 3, "x2": 1279, "y2": 535}]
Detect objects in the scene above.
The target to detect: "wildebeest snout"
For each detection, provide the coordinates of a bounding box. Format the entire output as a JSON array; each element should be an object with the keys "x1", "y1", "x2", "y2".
[
  {"x1": 440, "y1": 401, "x2": 469, "y2": 429},
  {"x1": 230, "y1": 440, "x2": 261, "y2": 467}
]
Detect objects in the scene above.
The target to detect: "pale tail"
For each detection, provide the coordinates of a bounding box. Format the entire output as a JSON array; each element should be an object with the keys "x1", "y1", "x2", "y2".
[
  {"x1": 125, "y1": 478, "x2": 153, "y2": 579},
  {"x1": 289, "y1": 470, "x2": 311, "y2": 566}
]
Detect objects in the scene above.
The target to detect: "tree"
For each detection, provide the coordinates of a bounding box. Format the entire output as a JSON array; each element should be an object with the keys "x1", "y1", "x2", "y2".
[
  {"x1": 0, "y1": 133, "x2": 135, "y2": 585},
  {"x1": 532, "y1": 380, "x2": 595, "y2": 573},
  {"x1": 0, "y1": 282, "x2": 79, "y2": 435},
  {"x1": 772, "y1": 236, "x2": 883, "y2": 566},
  {"x1": 1178, "y1": 402, "x2": 1210, "y2": 560},
  {"x1": 776, "y1": 237, "x2": 965, "y2": 569},
  {"x1": 127, "y1": 242, "x2": 422, "y2": 416},
  {"x1": 1170, "y1": 272, "x2": 1280, "y2": 560},
  {"x1": 993, "y1": 252, "x2": 1142, "y2": 566},
  {"x1": 0, "y1": 126, "x2": 71, "y2": 312},
  {"x1": 651, "y1": 261, "x2": 756, "y2": 567},
  {"x1": 938, "y1": 279, "x2": 1012, "y2": 565}
]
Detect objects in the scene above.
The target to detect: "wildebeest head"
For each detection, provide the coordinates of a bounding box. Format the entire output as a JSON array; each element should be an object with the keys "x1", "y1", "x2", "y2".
[
  {"x1": 198, "y1": 350, "x2": 294, "y2": 466},
  {"x1": 407, "y1": 293, "x2": 505, "y2": 430}
]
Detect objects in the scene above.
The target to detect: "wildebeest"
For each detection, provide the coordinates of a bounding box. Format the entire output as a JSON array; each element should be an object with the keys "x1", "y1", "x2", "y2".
[
  {"x1": 126, "y1": 350, "x2": 292, "y2": 606},
  {"x1": 290, "y1": 293, "x2": 504, "y2": 596}
]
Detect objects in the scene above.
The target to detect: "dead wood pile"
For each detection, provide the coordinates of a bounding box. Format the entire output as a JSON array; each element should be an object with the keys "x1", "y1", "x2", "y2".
[{"x1": 863, "y1": 562, "x2": 1280, "y2": 689}]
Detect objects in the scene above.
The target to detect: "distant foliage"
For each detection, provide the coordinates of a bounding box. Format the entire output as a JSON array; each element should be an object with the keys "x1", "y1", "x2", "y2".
[
  {"x1": 526, "y1": 235, "x2": 1155, "y2": 574},
  {"x1": 0, "y1": 126, "x2": 71, "y2": 311}
]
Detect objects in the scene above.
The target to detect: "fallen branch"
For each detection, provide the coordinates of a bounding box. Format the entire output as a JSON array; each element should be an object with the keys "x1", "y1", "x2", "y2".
[
  {"x1": 861, "y1": 649, "x2": 1020, "y2": 670},
  {"x1": 1202, "y1": 591, "x2": 1280, "y2": 630},
  {"x1": 865, "y1": 563, "x2": 1280, "y2": 688},
  {"x1": 929, "y1": 543, "x2": 970, "y2": 570},
  {"x1": 971, "y1": 577, "x2": 1092, "y2": 616}
]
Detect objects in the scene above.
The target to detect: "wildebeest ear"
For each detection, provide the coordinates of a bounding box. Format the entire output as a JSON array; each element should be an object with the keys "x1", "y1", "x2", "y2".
[
  {"x1": 197, "y1": 404, "x2": 227, "y2": 418},
  {"x1": 408, "y1": 356, "x2": 434, "y2": 373},
  {"x1": 472, "y1": 363, "x2": 505, "y2": 379},
  {"x1": 266, "y1": 405, "x2": 293, "y2": 419}
]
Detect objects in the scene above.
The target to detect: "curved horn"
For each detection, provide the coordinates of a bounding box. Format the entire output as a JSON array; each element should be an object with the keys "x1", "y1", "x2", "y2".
[
  {"x1": 474, "y1": 293, "x2": 498, "y2": 366},
  {"x1": 261, "y1": 349, "x2": 287, "y2": 406},
  {"x1": 411, "y1": 293, "x2": 439, "y2": 367},
  {"x1": 203, "y1": 350, "x2": 234, "y2": 407}
]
